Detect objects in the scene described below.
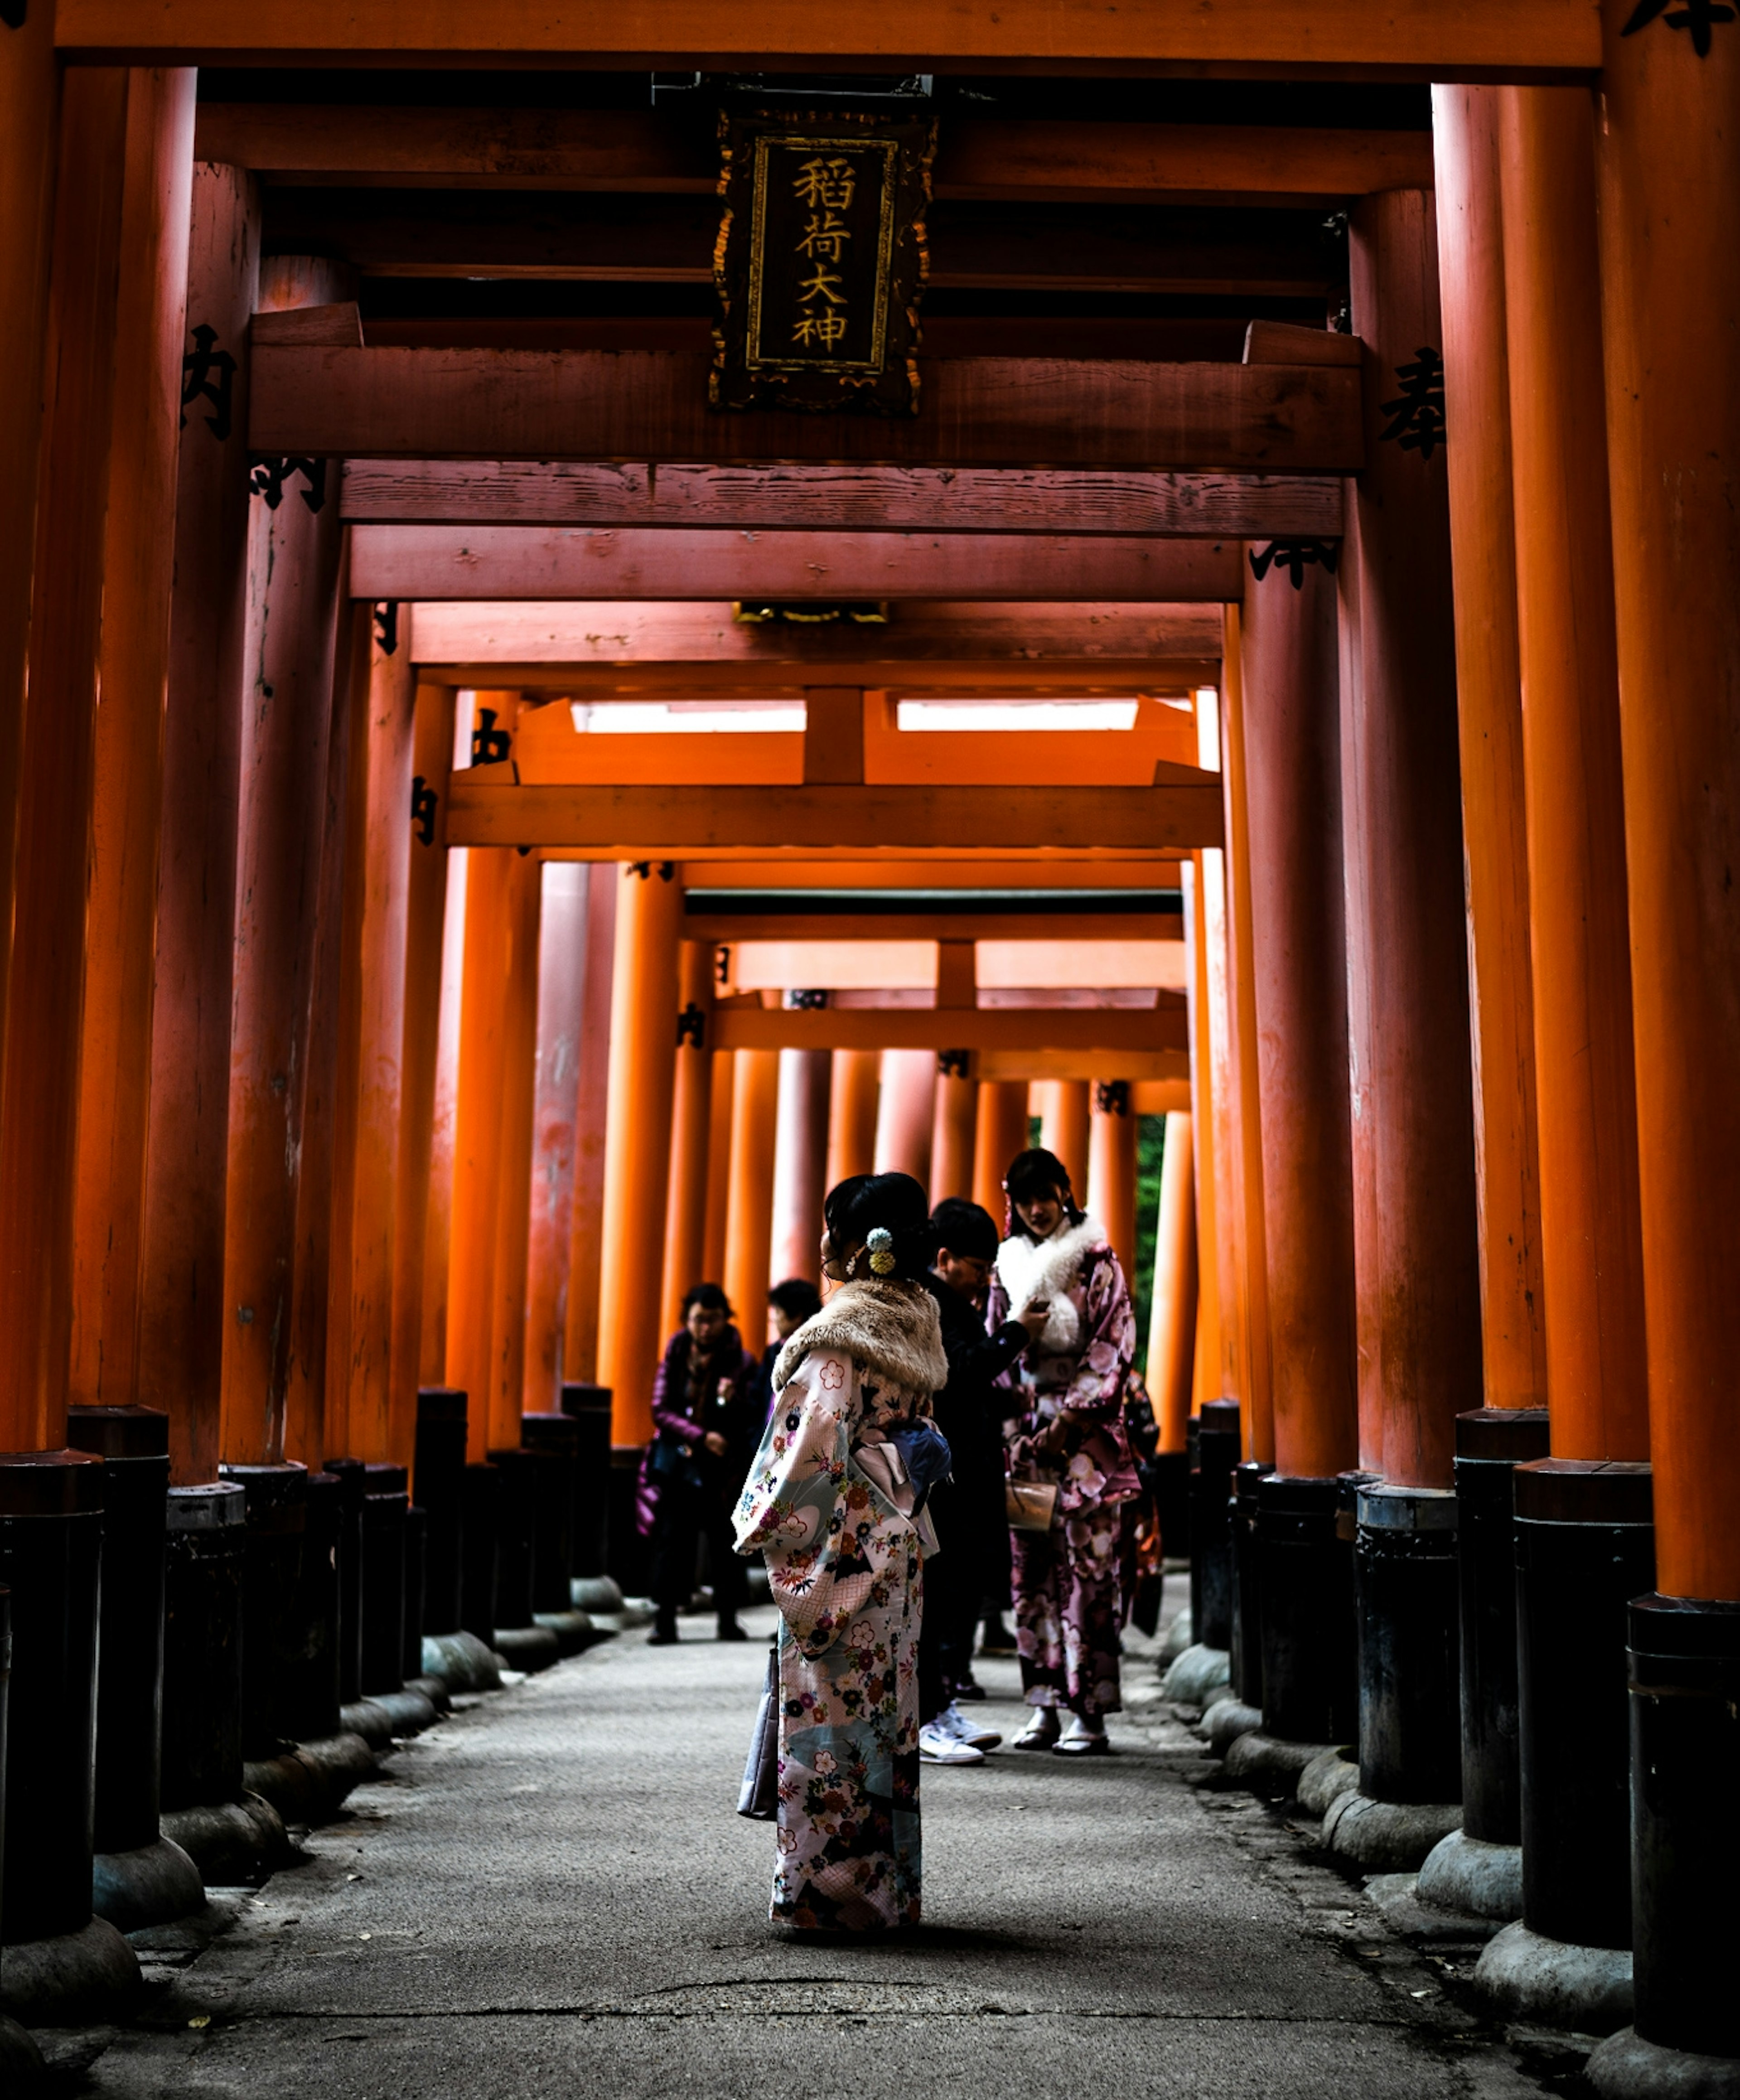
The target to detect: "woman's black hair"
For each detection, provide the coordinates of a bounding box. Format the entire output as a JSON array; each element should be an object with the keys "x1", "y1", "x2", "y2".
[
  {"x1": 930, "y1": 1195, "x2": 999, "y2": 1263},
  {"x1": 682, "y1": 1280, "x2": 734, "y2": 1319},
  {"x1": 822, "y1": 1171, "x2": 938, "y2": 1283},
  {"x1": 1002, "y1": 1147, "x2": 1085, "y2": 1240},
  {"x1": 767, "y1": 1276, "x2": 823, "y2": 1323}
]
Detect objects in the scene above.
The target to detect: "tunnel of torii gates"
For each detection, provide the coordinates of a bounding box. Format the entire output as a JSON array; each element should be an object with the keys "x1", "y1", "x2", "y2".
[{"x1": 0, "y1": 1, "x2": 1736, "y2": 2087}]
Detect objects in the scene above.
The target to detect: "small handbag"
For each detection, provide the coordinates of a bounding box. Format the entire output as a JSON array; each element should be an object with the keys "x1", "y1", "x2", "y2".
[
  {"x1": 1005, "y1": 1476, "x2": 1059, "y2": 1531},
  {"x1": 736, "y1": 1641, "x2": 780, "y2": 1820}
]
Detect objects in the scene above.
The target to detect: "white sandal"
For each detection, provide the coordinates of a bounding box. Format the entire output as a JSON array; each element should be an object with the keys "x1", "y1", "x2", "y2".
[{"x1": 1013, "y1": 1711, "x2": 1061, "y2": 1750}]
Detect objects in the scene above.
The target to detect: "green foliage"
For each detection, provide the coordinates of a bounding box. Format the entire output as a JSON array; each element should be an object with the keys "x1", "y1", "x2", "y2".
[{"x1": 1133, "y1": 1115, "x2": 1168, "y2": 1347}]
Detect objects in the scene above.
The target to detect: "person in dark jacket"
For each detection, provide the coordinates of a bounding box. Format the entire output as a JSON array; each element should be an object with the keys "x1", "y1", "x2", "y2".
[
  {"x1": 643, "y1": 1282, "x2": 759, "y2": 1645},
  {"x1": 752, "y1": 1276, "x2": 824, "y2": 1424},
  {"x1": 916, "y1": 1197, "x2": 1046, "y2": 1764}
]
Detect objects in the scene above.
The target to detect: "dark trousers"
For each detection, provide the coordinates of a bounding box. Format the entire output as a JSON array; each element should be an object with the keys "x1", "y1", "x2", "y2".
[
  {"x1": 649, "y1": 1482, "x2": 744, "y2": 1621},
  {"x1": 918, "y1": 1482, "x2": 996, "y2": 1725}
]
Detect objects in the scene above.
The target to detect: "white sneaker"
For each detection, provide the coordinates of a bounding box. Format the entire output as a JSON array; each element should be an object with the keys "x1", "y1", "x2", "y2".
[
  {"x1": 943, "y1": 1702, "x2": 1002, "y2": 1751},
  {"x1": 920, "y1": 1720, "x2": 985, "y2": 1764}
]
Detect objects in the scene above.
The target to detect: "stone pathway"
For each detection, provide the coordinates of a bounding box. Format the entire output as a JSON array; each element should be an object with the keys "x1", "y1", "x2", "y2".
[{"x1": 51, "y1": 1590, "x2": 1567, "y2": 2099}]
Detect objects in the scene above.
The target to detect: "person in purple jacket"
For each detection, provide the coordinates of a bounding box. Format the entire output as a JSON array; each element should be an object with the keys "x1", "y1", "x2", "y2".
[{"x1": 643, "y1": 1283, "x2": 760, "y2": 1646}]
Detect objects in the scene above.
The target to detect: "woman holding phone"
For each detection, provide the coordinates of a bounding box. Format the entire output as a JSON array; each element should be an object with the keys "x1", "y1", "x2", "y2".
[{"x1": 987, "y1": 1148, "x2": 1139, "y2": 1754}]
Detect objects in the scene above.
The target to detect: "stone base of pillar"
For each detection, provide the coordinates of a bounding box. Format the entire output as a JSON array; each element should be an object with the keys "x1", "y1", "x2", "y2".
[
  {"x1": 0, "y1": 2015, "x2": 46, "y2": 2089},
  {"x1": 90, "y1": 1834, "x2": 203, "y2": 1931},
  {"x1": 1224, "y1": 1731, "x2": 1345, "y2": 1795},
  {"x1": 1298, "y1": 1748, "x2": 1360, "y2": 1817},
  {"x1": 420, "y1": 1628, "x2": 502, "y2": 1692},
  {"x1": 242, "y1": 1732, "x2": 377, "y2": 1822},
  {"x1": 492, "y1": 1624, "x2": 561, "y2": 1673},
  {"x1": 1588, "y1": 2029, "x2": 1740, "y2": 2099},
  {"x1": 0, "y1": 1915, "x2": 140, "y2": 2026},
  {"x1": 1198, "y1": 1694, "x2": 1263, "y2": 1754},
  {"x1": 1322, "y1": 1791, "x2": 1462, "y2": 1872},
  {"x1": 361, "y1": 1687, "x2": 439, "y2": 1737},
  {"x1": 1474, "y1": 1919, "x2": 1634, "y2": 2033},
  {"x1": 533, "y1": 1607, "x2": 598, "y2": 1655},
  {"x1": 1415, "y1": 1828, "x2": 1523, "y2": 1921},
  {"x1": 1161, "y1": 1643, "x2": 1230, "y2": 1708},
  {"x1": 1160, "y1": 1603, "x2": 1194, "y2": 1665},
  {"x1": 159, "y1": 1792, "x2": 290, "y2": 1886},
  {"x1": 1364, "y1": 1872, "x2": 1508, "y2": 1946},
  {"x1": 571, "y1": 1575, "x2": 625, "y2": 1616},
  {"x1": 405, "y1": 1674, "x2": 450, "y2": 1713}
]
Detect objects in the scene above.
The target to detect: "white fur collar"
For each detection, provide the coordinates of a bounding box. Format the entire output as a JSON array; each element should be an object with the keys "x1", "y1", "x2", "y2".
[
  {"x1": 772, "y1": 1278, "x2": 947, "y2": 1400},
  {"x1": 994, "y1": 1214, "x2": 1106, "y2": 1354}
]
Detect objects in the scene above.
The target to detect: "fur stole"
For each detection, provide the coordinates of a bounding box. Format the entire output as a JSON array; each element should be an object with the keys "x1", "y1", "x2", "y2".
[
  {"x1": 771, "y1": 1278, "x2": 947, "y2": 1401},
  {"x1": 994, "y1": 1213, "x2": 1107, "y2": 1355}
]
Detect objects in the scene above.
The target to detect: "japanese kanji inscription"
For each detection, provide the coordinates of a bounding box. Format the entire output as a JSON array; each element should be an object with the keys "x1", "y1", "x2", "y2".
[{"x1": 711, "y1": 107, "x2": 935, "y2": 416}]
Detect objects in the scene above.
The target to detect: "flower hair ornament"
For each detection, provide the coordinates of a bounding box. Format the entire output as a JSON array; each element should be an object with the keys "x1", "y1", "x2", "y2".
[{"x1": 865, "y1": 1226, "x2": 897, "y2": 1276}]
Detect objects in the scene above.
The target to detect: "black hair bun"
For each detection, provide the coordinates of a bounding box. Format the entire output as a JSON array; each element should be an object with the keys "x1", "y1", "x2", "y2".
[{"x1": 823, "y1": 1171, "x2": 938, "y2": 1282}]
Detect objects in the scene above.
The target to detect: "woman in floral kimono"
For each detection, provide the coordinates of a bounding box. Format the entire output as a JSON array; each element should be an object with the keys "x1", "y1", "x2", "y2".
[
  {"x1": 734, "y1": 1172, "x2": 947, "y2": 1932},
  {"x1": 987, "y1": 1147, "x2": 1139, "y2": 1755}
]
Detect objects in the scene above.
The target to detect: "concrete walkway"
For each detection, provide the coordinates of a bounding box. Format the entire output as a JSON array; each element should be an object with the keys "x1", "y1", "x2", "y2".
[{"x1": 66, "y1": 1596, "x2": 1557, "y2": 2099}]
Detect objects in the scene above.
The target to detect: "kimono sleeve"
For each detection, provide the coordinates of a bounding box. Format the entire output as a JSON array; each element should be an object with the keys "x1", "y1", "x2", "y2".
[
  {"x1": 732, "y1": 1349, "x2": 856, "y2": 1659},
  {"x1": 1065, "y1": 1246, "x2": 1137, "y2": 1419}
]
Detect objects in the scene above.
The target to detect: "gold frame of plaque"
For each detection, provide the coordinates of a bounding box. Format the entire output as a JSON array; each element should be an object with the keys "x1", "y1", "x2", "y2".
[{"x1": 710, "y1": 107, "x2": 936, "y2": 417}]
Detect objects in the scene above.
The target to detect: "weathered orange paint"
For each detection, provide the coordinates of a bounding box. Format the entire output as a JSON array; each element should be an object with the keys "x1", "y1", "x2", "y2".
[
  {"x1": 595, "y1": 861, "x2": 682, "y2": 1445},
  {"x1": 1500, "y1": 85, "x2": 1649, "y2": 1468},
  {"x1": 561, "y1": 863, "x2": 616, "y2": 1384},
  {"x1": 722, "y1": 1047, "x2": 780, "y2": 1365},
  {"x1": 1432, "y1": 83, "x2": 1549, "y2": 1415},
  {"x1": 1034, "y1": 1079, "x2": 1089, "y2": 1194},
  {"x1": 1088, "y1": 1083, "x2": 1138, "y2": 1284},
  {"x1": 826, "y1": 1049, "x2": 880, "y2": 1192},
  {"x1": 1595, "y1": 0, "x2": 1740, "y2": 1598},
  {"x1": 701, "y1": 1048, "x2": 735, "y2": 1287},
  {"x1": 660, "y1": 940, "x2": 717, "y2": 1338},
  {"x1": 70, "y1": 68, "x2": 194, "y2": 1418},
  {"x1": 972, "y1": 1080, "x2": 1029, "y2": 1224},
  {"x1": 769, "y1": 1048, "x2": 831, "y2": 1306},
  {"x1": 326, "y1": 608, "x2": 418, "y2": 1466},
  {"x1": 523, "y1": 861, "x2": 590, "y2": 1409},
  {"x1": 930, "y1": 1065, "x2": 978, "y2": 1205},
  {"x1": 0, "y1": 4, "x2": 59, "y2": 1192},
  {"x1": 140, "y1": 158, "x2": 260, "y2": 1484},
  {"x1": 1242, "y1": 559, "x2": 1358, "y2": 1482},
  {"x1": 1146, "y1": 1112, "x2": 1197, "y2": 1453},
  {"x1": 1219, "y1": 610, "x2": 1274, "y2": 1465},
  {"x1": 393, "y1": 680, "x2": 457, "y2": 1418},
  {"x1": 446, "y1": 693, "x2": 523, "y2": 1461},
  {"x1": 1184, "y1": 857, "x2": 1223, "y2": 1417},
  {"x1": 0, "y1": 68, "x2": 126, "y2": 1455},
  {"x1": 220, "y1": 254, "x2": 348, "y2": 1466},
  {"x1": 486, "y1": 849, "x2": 542, "y2": 1452},
  {"x1": 419, "y1": 698, "x2": 472, "y2": 1387},
  {"x1": 1341, "y1": 191, "x2": 1484, "y2": 1490},
  {"x1": 874, "y1": 1051, "x2": 936, "y2": 1186}
]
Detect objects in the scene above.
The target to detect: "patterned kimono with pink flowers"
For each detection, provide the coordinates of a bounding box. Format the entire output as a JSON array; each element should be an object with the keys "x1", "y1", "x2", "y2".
[
  {"x1": 988, "y1": 1230, "x2": 1139, "y2": 1717},
  {"x1": 733, "y1": 1288, "x2": 940, "y2": 1931}
]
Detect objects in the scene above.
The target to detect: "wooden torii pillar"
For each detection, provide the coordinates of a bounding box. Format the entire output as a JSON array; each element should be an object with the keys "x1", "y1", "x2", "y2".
[
  {"x1": 1482, "y1": 81, "x2": 1658, "y2": 1996},
  {"x1": 595, "y1": 860, "x2": 682, "y2": 1447},
  {"x1": 1585, "y1": 5, "x2": 1740, "y2": 2077},
  {"x1": 972, "y1": 1080, "x2": 1029, "y2": 1222},
  {"x1": 220, "y1": 256, "x2": 349, "y2": 1475},
  {"x1": 1330, "y1": 186, "x2": 1484, "y2": 1858},
  {"x1": 1431, "y1": 81, "x2": 1553, "y2": 1879},
  {"x1": 661, "y1": 939, "x2": 718, "y2": 1334},
  {"x1": 0, "y1": 60, "x2": 172, "y2": 1994},
  {"x1": 1239, "y1": 550, "x2": 1360, "y2": 1749}
]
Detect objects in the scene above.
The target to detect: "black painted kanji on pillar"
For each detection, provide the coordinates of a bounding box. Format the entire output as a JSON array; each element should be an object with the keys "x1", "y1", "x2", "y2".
[
  {"x1": 1623, "y1": 0, "x2": 1735, "y2": 54},
  {"x1": 1249, "y1": 539, "x2": 1342, "y2": 588}
]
